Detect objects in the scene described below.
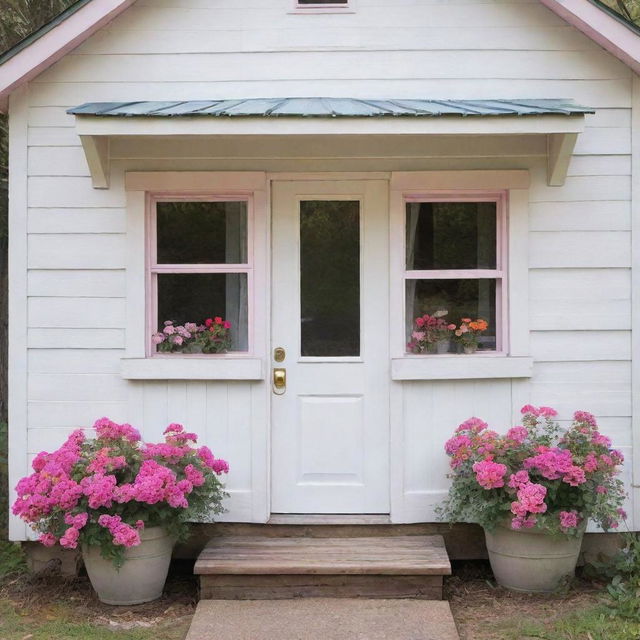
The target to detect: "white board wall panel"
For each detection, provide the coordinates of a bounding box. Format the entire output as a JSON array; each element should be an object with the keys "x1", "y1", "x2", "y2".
[
  {"x1": 28, "y1": 147, "x2": 90, "y2": 177},
  {"x1": 28, "y1": 235, "x2": 125, "y2": 269},
  {"x1": 28, "y1": 374, "x2": 128, "y2": 402},
  {"x1": 28, "y1": 209, "x2": 126, "y2": 234},
  {"x1": 567, "y1": 156, "x2": 631, "y2": 178},
  {"x1": 37, "y1": 50, "x2": 630, "y2": 85},
  {"x1": 27, "y1": 79, "x2": 633, "y2": 109},
  {"x1": 402, "y1": 379, "x2": 513, "y2": 494},
  {"x1": 529, "y1": 175, "x2": 631, "y2": 203},
  {"x1": 27, "y1": 128, "x2": 79, "y2": 147},
  {"x1": 529, "y1": 201, "x2": 631, "y2": 232},
  {"x1": 28, "y1": 349, "x2": 123, "y2": 374},
  {"x1": 27, "y1": 328, "x2": 125, "y2": 349},
  {"x1": 28, "y1": 177, "x2": 126, "y2": 208},
  {"x1": 28, "y1": 401, "x2": 129, "y2": 427},
  {"x1": 531, "y1": 331, "x2": 631, "y2": 362},
  {"x1": 530, "y1": 231, "x2": 631, "y2": 268},
  {"x1": 28, "y1": 298, "x2": 126, "y2": 329},
  {"x1": 75, "y1": 26, "x2": 602, "y2": 56},
  {"x1": 28, "y1": 271, "x2": 126, "y2": 298},
  {"x1": 574, "y1": 128, "x2": 631, "y2": 156},
  {"x1": 102, "y1": 4, "x2": 567, "y2": 31}
]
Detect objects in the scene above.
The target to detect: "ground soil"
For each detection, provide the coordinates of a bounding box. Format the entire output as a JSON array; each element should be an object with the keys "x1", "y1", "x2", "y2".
[
  {"x1": 447, "y1": 560, "x2": 607, "y2": 640},
  {"x1": 0, "y1": 557, "x2": 613, "y2": 639}
]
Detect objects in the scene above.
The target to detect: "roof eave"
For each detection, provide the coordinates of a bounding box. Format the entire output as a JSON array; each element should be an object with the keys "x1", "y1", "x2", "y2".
[
  {"x1": 0, "y1": 0, "x2": 137, "y2": 114},
  {"x1": 539, "y1": 0, "x2": 640, "y2": 75}
]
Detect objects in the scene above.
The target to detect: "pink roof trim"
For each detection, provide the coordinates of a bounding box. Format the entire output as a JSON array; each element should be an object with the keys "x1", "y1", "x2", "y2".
[
  {"x1": 539, "y1": 0, "x2": 640, "y2": 75},
  {"x1": 0, "y1": 0, "x2": 638, "y2": 114},
  {"x1": 0, "y1": 0, "x2": 137, "y2": 113}
]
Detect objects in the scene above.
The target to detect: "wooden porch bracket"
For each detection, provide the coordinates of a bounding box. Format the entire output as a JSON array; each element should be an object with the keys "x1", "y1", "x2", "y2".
[
  {"x1": 547, "y1": 132, "x2": 579, "y2": 187},
  {"x1": 80, "y1": 135, "x2": 110, "y2": 189}
]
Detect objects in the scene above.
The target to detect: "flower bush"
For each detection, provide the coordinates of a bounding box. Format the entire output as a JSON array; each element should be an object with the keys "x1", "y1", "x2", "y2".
[
  {"x1": 12, "y1": 419, "x2": 229, "y2": 567},
  {"x1": 407, "y1": 310, "x2": 456, "y2": 353},
  {"x1": 453, "y1": 317, "x2": 489, "y2": 351},
  {"x1": 437, "y1": 406, "x2": 626, "y2": 536},
  {"x1": 153, "y1": 317, "x2": 232, "y2": 354}
]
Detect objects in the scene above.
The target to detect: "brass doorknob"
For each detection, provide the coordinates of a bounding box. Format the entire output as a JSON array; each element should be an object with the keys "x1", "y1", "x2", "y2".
[{"x1": 273, "y1": 368, "x2": 286, "y2": 395}]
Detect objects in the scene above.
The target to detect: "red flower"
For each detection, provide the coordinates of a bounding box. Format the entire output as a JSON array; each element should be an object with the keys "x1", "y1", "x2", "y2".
[
  {"x1": 205, "y1": 318, "x2": 213, "y2": 328},
  {"x1": 214, "y1": 317, "x2": 223, "y2": 325}
]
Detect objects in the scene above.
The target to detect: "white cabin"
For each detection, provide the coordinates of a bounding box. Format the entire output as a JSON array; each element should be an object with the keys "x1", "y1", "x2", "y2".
[{"x1": 2, "y1": 0, "x2": 640, "y2": 539}]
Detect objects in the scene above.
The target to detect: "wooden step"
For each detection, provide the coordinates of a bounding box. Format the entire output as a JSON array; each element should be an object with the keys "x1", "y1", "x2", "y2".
[{"x1": 195, "y1": 535, "x2": 451, "y2": 600}]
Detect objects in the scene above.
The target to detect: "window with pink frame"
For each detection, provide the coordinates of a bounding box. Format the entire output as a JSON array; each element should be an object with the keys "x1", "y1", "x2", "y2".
[
  {"x1": 147, "y1": 196, "x2": 253, "y2": 356},
  {"x1": 404, "y1": 192, "x2": 507, "y2": 355}
]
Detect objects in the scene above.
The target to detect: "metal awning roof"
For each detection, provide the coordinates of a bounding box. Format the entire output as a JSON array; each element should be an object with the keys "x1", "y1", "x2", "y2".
[{"x1": 68, "y1": 98, "x2": 594, "y2": 118}]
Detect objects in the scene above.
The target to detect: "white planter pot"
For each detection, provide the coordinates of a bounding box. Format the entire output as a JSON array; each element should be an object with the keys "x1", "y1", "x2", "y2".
[
  {"x1": 436, "y1": 340, "x2": 451, "y2": 354},
  {"x1": 484, "y1": 521, "x2": 585, "y2": 593},
  {"x1": 82, "y1": 527, "x2": 174, "y2": 605}
]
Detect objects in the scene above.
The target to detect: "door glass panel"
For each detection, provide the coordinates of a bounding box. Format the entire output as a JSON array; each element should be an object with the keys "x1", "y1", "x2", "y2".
[
  {"x1": 406, "y1": 201, "x2": 497, "y2": 270},
  {"x1": 300, "y1": 200, "x2": 360, "y2": 357}
]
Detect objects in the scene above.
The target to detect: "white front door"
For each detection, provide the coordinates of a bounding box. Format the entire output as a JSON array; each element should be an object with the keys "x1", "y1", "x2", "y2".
[{"x1": 271, "y1": 180, "x2": 390, "y2": 514}]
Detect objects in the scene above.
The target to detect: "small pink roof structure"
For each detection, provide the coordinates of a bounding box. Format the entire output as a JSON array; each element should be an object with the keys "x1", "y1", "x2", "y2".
[{"x1": 0, "y1": 0, "x2": 639, "y2": 113}]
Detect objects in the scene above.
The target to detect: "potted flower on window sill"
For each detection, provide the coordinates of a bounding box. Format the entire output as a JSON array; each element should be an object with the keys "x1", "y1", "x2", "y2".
[
  {"x1": 437, "y1": 406, "x2": 626, "y2": 593},
  {"x1": 453, "y1": 317, "x2": 488, "y2": 354},
  {"x1": 407, "y1": 310, "x2": 456, "y2": 354},
  {"x1": 153, "y1": 317, "x2": 232, "y2": 354},
  {"x1": 12, "y1": 419, "x2": 229, "y2": 605}
]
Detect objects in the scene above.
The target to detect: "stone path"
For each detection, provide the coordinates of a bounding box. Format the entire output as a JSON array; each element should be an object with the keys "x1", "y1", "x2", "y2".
[{"x1": 185, "y1": 598, "x2": 460, "y2": 640}]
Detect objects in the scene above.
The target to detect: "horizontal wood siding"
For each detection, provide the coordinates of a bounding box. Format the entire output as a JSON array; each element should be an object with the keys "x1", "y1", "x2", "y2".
[{"x1": 12, "y1": 0, "x2": 635, "y2": 530}]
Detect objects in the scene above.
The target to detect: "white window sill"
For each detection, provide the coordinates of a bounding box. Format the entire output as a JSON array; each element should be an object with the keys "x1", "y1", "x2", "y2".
[
  {"x1": 121, "y1": 357, "x2": 264, "y2": 381},
  {"x1": 391, "y1": 356, "x2": 533, "y2": 381}
]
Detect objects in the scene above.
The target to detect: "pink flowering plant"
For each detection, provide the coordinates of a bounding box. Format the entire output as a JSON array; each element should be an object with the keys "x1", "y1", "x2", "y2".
[
  {"x1": 153, "y1": 317, "x2": 232, "y2": 354},
  {"x1": 437, "y1": 406, "x2": 626, "y2": 536},
  {"x1": 407, "y1": 310, "x2": 456, "y2": 354},
  {"x1": 12, "y1": 418, "x2": 229, "y2": 567}
]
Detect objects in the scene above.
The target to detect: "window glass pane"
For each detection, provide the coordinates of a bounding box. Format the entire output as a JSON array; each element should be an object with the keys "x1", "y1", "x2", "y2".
[
  {"x1": 157, "y1": 201, "x2": 248, "y2": 265},
  {"x1": 299, "y1": 0, "x2": 348, "y2": 4},
  {"x1": 157, "y1": 273, "x2": 248, "y2": 351},
  {"x1": 406, "y1": 202, "x2": 497, "y2": 270},
  {"x1": 300, "y1": 200, "x2": 360, "y2": 357},
  {"x1": 406, "y1": 279, "x2": 497, "y2": 352}
]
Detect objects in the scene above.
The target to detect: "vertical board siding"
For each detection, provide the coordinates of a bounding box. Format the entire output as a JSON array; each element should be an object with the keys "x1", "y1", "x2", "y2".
[{"x1": 15, "y1": 0, "x2": 635, "y2": 529}]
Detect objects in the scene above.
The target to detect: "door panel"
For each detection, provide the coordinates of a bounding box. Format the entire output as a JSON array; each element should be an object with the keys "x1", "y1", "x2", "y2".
[{"x1": 271, "y1": 180, "x2": 390, "y2": 514}]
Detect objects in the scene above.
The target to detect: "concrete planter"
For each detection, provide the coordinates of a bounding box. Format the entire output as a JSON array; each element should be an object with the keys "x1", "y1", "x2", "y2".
[
  {"x1": 484, "y1": 520, "x2": 585, "y2": 593},
  {"x1": 82, "y1": 527, "x2": 174, "y2": 605}
]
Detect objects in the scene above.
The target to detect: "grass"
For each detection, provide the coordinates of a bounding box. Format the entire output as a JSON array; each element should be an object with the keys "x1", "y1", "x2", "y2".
[
  {"x1": 0, "y1": 539, "x2": 26, "y2": 580},
  {"x1": 489, "y1": 606, "x2": 640, "y2": 640},
  {"x1": 0, "y1": 600, "x2": 190, "y2": 640}
]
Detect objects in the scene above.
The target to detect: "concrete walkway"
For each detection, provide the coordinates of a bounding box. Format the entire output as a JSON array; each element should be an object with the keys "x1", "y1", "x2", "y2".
[{"x1": 185, "y1": 599, "x2": 460, "y2": 640}]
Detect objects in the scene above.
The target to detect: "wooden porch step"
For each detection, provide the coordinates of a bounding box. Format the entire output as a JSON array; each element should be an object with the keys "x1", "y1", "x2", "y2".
[{"x1": 195, "y1": 535, "x2": 451, "y2": 600}]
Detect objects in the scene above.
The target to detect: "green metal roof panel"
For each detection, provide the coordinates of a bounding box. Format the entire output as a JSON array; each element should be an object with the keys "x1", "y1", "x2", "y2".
[{"x1": 68, "y1": 98, "x2": 594, "y2": 118}]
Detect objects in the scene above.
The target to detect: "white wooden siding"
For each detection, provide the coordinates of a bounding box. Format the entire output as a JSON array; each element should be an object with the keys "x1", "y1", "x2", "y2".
[{"x1": 8, "y1": 0, "x2": 635, "y2": 533}]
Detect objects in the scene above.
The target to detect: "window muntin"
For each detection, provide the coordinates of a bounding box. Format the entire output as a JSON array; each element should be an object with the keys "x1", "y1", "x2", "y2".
[
  {"x1": 148, "y1": 196, "x2": 252, "y2": 355},
  {"x1": 404, "y1": 194, "x2": 507, "y2": 354}
]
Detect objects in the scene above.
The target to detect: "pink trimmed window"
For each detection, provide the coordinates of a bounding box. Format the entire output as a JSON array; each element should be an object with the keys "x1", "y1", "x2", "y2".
[
  {"x1": 404, "y1": 192, "x2": 508, "y2": 354},
  {"x1": 147, "y1": 195, "x2": 253, "y2": 355}
]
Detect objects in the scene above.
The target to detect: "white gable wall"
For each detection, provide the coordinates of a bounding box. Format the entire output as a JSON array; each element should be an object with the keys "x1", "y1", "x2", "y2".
[{"x1": 9, "y1": 0, "x2": 636, "y2": 536}]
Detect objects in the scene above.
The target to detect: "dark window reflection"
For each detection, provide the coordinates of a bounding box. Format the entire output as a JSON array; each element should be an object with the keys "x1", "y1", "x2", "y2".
[
  {"x1": 406, "y1": 202, "x2": 497, "y2": 271},
  {"x1": 157, "y1": 273, "x2": 248, "y2": 351},
  {"x1": 300, "y1": 201, "x2": 360, "y2": 357},
  {"x1": 157, "y1": 201, "x2": 247, "y2": 265}
]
